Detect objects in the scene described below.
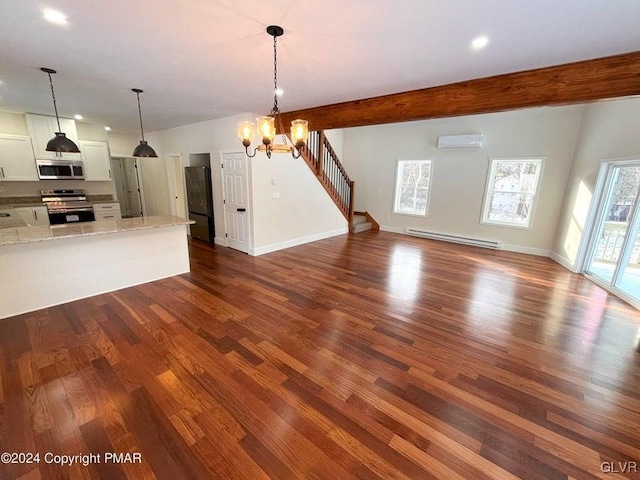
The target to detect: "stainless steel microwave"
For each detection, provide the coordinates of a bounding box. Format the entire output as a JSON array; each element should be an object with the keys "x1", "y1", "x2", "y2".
[{"x1": 36, "y1": 159, "x2": 84, "y2": 180}]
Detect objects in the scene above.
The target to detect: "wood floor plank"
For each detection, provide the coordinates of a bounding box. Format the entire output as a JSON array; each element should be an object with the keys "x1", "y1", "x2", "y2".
[{"x1": 1, "y1": 232, "x2": 640, "y2": 479}]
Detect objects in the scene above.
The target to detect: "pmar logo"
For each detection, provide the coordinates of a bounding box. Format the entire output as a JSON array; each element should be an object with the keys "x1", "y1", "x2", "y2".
[{"x1": 104, "y1": 453, "x2": 142, "y2": 464}]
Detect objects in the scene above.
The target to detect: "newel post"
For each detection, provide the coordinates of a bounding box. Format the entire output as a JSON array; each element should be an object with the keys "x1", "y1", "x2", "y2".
[{"x1": 348, "y1": 180, "x2": 356, "y2": 233}]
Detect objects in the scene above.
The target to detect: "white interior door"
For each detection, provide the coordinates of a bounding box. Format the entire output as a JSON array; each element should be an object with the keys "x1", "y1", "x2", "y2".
[
  {"x1": 173, "y1": 157, "x2": 186, "y2": 218},
  {"x1": 221, "y1": 152, "x2": 250, "y2": 253}
]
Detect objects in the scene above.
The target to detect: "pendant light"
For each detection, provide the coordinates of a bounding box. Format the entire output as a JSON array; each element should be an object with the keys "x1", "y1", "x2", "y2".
[
  {"x1": 131, "y1": 88, "x2": 157, "y2": 157},
  {"x1": 238, "y1": 25, "x2": 308, "y2": 159},
  {"x1": 40, "y1": 68, "x2": 81, "y2": 153}
]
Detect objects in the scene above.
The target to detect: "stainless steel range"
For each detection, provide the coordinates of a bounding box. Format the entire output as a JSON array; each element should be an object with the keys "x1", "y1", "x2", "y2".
[{"x1": 41, "y1": 189, "x2": 95, "y2": 225}]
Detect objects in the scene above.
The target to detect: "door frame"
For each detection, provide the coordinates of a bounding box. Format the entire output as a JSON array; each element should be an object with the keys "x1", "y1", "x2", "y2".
[
  {"x1": 219, "y1": 150, "x2": 253, "y2": 253},
  {"x1": 578, "y1": 156, "x2": 640, "y2": 309}
]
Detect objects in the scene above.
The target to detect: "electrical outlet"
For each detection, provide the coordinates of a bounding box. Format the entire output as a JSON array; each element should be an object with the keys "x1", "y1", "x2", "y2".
[{"x1": 0, "y1": 186, "x2": 4, "y2": 192}]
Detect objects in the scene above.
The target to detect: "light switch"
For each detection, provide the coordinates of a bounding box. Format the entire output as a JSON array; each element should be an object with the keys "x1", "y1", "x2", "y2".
[
  {"x1": 271, "y1": 178, "x2": 277, "y2": 185},
  {"x1": 272, "y1": 192, "x2": 281, "y2": 198}
]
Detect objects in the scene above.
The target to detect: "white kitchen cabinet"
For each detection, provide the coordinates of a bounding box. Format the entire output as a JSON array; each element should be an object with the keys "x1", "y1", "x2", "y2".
[
  {"x1": 93, "y1": 202, "x2": 121, "y2": 221},
  {"x1": 32, "y1": 206, "x2": 50, "y2": 226},
  {"x1": 0, "y1": 134, "x2": 38, "y2": 181},
  {"x1": 12, "y1": 206, "x2": 49, "y2": 226},
  {"x1": 26, "y1": 113, "x2": 81, "y2": 161},
  {"x1": 79, "y1": 140, "x2": 112, "y2": 181}
]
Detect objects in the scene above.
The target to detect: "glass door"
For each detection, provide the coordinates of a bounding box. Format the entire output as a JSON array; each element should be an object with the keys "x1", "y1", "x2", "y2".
[{"x1": 585, "y1": 163, "x2": 640, "y2": 303}]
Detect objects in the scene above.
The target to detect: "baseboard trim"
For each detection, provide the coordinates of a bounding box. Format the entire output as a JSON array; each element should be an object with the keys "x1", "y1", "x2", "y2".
[
  {"x1": 214, "y1": 236, "x2": 228, "y2": 247},
  {"x1": 503, "y1": 244, "x2": 550, "y2": 257},
  {"x1": 550, "y1": 251, "x2": 576, "y2": 272},
  {"x1": 250, "y1": 227, "x2": 348, "y2": 256},
  {"x1": 379, "y1": 225, "x2": 405, "y2": 234}
]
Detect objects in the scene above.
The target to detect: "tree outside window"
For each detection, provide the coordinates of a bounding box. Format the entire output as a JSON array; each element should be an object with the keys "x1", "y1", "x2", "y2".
[
  {"x1": 393, "y1": 160, "x2": 432, "y2": 216},
  {"x1": 482, "y1": 159, "x2": 543, "y2": 228}
]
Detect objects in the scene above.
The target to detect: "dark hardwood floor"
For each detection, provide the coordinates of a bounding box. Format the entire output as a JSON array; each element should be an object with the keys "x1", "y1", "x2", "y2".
[{"x1": 1, "y1": 231, "x2": 640, "y2": 479}]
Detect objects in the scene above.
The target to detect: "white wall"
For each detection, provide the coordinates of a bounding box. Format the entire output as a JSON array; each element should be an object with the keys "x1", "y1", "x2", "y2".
[
  {"x1": 552, "y1": 97, "x2": 640, "y2": 269},
  {"x1": 107, "y1": 132, "x2": 139, "y2": 157},
  {"x1": 341, "y1": 105, "x2": 586, "y2": 255},
  {"x1": 0, "y1": 111, "x2": 28, "y2": 135},
  {"x1": 324, "y1": 129, "x2": 344, "y2": 160},
  {"x1": 76, "y1": 122, "x2": 108, "y2": 142},
  {"x1": 250, "y1": 150, "x2": 347, "y2": 255},
  {"x1": 151, "y1": 113, "x2": 347, "y2": 253}
]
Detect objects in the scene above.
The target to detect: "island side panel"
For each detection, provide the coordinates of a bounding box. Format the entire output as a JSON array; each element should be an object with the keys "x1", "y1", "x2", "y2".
[{"x1": 1, "y1": 224, "x2": 190, "y2": 319}]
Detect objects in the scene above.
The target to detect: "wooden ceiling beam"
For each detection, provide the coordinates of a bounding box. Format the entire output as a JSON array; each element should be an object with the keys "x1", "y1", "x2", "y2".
[{"x1": 280, "y1": 51, "x2": 640, "y2": 131}]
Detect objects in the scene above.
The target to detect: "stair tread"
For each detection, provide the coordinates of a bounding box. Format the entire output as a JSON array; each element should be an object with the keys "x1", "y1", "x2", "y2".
[{"x1": 353, "y1": 215, "x2": 368, "y2": 225}]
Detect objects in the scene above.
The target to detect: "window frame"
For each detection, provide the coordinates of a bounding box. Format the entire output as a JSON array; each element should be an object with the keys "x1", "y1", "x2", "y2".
[
  {"x1": 480, "y1": 157, "x2": 545, "y2": 230},
  {"x1": 392, "y1": 159, "x2": 434, "y2": 217}
]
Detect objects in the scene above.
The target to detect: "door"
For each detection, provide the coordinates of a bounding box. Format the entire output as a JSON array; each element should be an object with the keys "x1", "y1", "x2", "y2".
[
  {"x1": 221, "y1": 152, "x2": 250, "y2": 253},
  {"x1": 585, "y1": 162, "x2": 640, "y2": 304},
  {"x1": 0, "y1": 134, "x2": 38, "y2": 181},
  {"x1": 123, "y1": 158, "x2": 143, "y2": 217},
  {"x1": 169, "y1": 156, "x2": 186, "y2": 218}
]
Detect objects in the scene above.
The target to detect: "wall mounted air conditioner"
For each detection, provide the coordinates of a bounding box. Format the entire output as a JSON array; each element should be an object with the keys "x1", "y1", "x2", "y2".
[{"x1": 437, "y1": 134, "x2": 484, "y2": 149}]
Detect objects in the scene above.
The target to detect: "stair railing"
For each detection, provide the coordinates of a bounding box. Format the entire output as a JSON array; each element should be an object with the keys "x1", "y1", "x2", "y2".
[{"x1": 301, "y1": 130, "x2": 355, "y2": 231}]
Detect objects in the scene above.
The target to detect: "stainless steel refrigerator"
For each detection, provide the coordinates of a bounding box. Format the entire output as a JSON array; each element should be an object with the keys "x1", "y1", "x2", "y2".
[{"x1": 185, "y1": 166, "x2": 215, "y2": 243}]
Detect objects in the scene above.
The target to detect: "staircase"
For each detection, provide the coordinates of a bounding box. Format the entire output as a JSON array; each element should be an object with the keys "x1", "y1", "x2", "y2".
[
  {"x1": 352, "y1": 213, "x2": 371, "y2": 233},
  {"x1": 351, "y1": 211, "x2": 380, "y2": 234},
  {"x1": 298, "y1": 130, "x2": 378, "y2": 234}
]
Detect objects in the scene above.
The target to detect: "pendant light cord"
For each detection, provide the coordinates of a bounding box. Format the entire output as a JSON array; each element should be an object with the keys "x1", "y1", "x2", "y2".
[
  {"x1": 272, "y1": 34, "x2": 279, "y2": 115},
  {"x1": 136, "y1": 91, "x2": 146, "y2": 141},
  {"x1": 46, "y1": 72, "x2": 62, "y2": 132}
]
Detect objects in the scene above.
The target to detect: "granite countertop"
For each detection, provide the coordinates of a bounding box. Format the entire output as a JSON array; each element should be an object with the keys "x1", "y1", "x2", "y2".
[{"x1": 0, "y1": 216, "x2": 194, "y2": 247}]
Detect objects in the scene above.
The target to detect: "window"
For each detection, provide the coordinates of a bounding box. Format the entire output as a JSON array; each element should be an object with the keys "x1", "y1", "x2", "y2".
[
  {"x1": 393, "y1": 160, "x2": 432, "y2": 216},
  {"x1": 481, "y1": 158, "x2": 543, "y2": 228}
]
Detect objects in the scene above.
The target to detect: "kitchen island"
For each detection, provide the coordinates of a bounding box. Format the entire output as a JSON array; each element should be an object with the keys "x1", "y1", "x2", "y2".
[{"x1": 0, "y1": 216, "x2": 194, "y2": 319}]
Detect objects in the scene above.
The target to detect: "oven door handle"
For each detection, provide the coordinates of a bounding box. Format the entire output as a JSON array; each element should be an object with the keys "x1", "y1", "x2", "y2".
[{"x1": 48, "y1": 208, "x2": 95, "y2": 213}]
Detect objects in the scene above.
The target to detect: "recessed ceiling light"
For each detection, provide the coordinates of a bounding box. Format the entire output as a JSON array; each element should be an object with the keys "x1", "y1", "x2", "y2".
[
  {"x1": 471, "y1": 36, "x2": 489, "y2": 50},
  {"x1": 275, "y1": 88, "x2": 284, "y2": 96},
  {"x1": 74, "y1": 114, "x2": 83, "y2": 120},
  {"x1": 43, "y1": 8, "x2": 68, "y2": 25},
  {"x1": 104, "y1": 126, "x2": 111, "y2": 131}
]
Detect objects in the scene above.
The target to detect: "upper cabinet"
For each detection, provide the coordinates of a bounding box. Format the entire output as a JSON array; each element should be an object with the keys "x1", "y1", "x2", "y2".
[
  {"x1": 26, "y1": 113, "x2": 81, "y2": 161},
  {"x1": 0, "y1": 134, "x2": 38, "y2": 181},
  {"x1": 79, "y1": 140, "x2": 112, "y2": 181}
]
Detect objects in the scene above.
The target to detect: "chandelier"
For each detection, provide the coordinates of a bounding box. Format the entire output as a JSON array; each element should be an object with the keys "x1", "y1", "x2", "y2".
[{"x1": 238, "y1": 25, "x2": 308, "y2": 159}]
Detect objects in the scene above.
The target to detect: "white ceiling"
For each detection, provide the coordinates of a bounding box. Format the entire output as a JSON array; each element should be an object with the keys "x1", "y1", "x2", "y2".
[{"x1": 0, "y1": 0, "x2": 639, "y2": 134}]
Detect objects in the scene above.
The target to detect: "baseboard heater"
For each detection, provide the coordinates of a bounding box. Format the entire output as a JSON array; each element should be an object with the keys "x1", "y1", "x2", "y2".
[{"x1": 405, "y1": 228, "x2": 503, "y2": 250}]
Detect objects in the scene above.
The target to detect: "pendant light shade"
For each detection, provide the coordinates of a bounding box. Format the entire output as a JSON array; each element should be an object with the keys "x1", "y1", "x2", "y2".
[
  {"x1": 133, "y1": 140, "x2": 157, "y2": 157},
  {"x1": 131, "y1": 88, "x2": 157, "y2": 158},
  {"x1": 40, "y1": 68, "x2": 81, "y2": 154},
  {"x1": 46, "y1": 132, "x2": 81, "y2": 153}
]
